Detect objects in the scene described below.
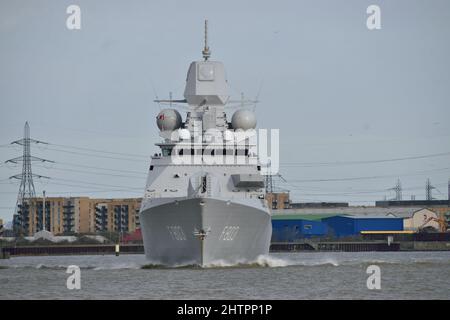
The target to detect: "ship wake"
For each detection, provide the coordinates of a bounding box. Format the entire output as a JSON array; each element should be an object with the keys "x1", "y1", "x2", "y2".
[{"x1": 141, "y1": 255, "x2": 295, "y2": 269}]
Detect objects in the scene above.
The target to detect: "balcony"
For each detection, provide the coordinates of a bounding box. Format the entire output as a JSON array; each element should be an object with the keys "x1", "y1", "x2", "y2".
[
  {"x1": 95, "y1": 219, "x2": 108, "y2": 231},
  {"x1": 95, "y1": 207, "x2": 107, "y2": 213},
  {"x1": 63, "y1": 215, "x2": 74, "y2": 222},
  {"x1": 63, "y1": 222, "x2": 75, "y2": 231},
  {"x1": 95, "y1": 216, "x2": 107, "y2": 223}
]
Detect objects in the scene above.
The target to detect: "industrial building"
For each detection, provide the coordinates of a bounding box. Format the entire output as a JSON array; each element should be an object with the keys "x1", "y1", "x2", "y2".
[
  {"x1": 271, "y1": 194, "x2": 450, "y2": 227},
  {"x1": 322, "y1": 216, "x2": 404, "y2": 238},
  {"x1": 273, "y1": 204, "x2": 424, "y2": 219},
  {"x1": 271, "y1": 215, "x2": 404, "y2": 241},
  {"x1": 270, "y1": 194, "x2": 449, "y2": 241},
  {"x1": 272, "y1": 216, "x2": 328, "y2": 241}
]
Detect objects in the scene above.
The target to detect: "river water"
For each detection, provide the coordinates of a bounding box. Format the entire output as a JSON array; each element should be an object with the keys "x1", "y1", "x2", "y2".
[{"x1": 1, "y1": 252, "x2": 449, "y2": 299}]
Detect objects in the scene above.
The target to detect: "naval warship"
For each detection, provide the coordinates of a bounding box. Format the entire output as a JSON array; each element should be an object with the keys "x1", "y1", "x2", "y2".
[{"x1": 139, "y1": 21, "x2": 272, "y2": 266}]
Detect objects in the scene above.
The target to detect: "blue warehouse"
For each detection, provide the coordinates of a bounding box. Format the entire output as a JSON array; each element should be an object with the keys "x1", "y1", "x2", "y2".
[
  {"x1": 322, "y1": 215, "x2": 404, "y2": 238},
  {"x1": 271, "y1": 217, "x2": 329, "y2": 242}
]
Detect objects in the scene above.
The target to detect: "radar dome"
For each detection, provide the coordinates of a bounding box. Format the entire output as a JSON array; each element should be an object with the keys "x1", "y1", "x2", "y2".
[
  {"x1": 223, "y1": 130, "x2": 234, "y2": 141},
  {"x1": 156, "y1": 109, "x2": 182, "y2": 131},
  {"x1": 231, "y1": 109, "x2": 256, "y2": 130},
  {"x1": 178, "y1": 128, "x2": 191, "y2": 140}
]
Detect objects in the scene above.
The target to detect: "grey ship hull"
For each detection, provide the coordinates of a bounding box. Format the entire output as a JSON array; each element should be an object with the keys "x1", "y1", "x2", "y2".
[{"x1": 139, "y1": 198, "x2": 272, "y2": 266}]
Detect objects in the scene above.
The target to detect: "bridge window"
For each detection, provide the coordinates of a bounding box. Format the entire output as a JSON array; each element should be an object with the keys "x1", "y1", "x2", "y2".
[
  {"x1": 201, "y1": 176, "x2": 207, "y2": 193},
  {"x1": 162, "y1": 147, "x2": 172, "y2": 157}
]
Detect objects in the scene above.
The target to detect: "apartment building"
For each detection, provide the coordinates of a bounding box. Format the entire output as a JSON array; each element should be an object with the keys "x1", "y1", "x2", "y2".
[{"x1": 13, "y1": 197, "x2": 141, "y2": 236}]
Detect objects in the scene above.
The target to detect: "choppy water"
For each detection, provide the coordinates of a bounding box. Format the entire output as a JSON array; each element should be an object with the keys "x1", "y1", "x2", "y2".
[{"x1": 1, "y1": 252, "x2": 449, "y2": 299}]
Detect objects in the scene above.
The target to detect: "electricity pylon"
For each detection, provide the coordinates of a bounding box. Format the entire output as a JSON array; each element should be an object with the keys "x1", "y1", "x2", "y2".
[{"x1": 6, "y1": 122, "x2": 53, "y2": 235}]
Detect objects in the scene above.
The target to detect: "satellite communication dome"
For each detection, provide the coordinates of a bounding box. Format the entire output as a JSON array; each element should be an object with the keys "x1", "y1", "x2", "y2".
[
  {"x1": 178, "y1": 128, "x2": 191, "y2": 140},
  {"x1": 223, "y1": 130, "x2": 234, "y2": 141},
  {"x1": 231, "y1": 109, "x2": 257, "y2": 130},
  {"x1": 156, "y1": 109, "x2": 182, "y2": 131}
]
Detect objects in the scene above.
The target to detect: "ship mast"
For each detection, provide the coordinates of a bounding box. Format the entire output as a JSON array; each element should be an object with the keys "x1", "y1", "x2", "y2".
[{"x1": 202, "y1": 20, "x2": 211, "y2": 61}]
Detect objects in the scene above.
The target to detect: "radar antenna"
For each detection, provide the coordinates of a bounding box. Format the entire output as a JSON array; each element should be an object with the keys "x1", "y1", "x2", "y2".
[{"x1": 202, "y1": 20, "x2": 211, "y2": 61}]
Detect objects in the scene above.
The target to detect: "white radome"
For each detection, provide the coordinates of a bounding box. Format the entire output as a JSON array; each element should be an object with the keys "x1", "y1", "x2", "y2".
[
  {"x1": 178, "y1": 128, "x2": 191, "y2": 140},
  {"x1": 231, "y1": 109, "x2": 257, "y2": 130},
  {"x1": 223, "y1": 130, "x2": 234, "y2": 141},
  {"x1": 156, "y1": 109, "x2": 182, "y2": 131}
]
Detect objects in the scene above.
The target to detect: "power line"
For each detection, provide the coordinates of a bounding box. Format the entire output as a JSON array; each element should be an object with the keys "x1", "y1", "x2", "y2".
[
  {"x1": 0, "y1": 192, "x2": 29, "y2": 194},
  {"x1": 34, "y1": 164, "x2": 145, "y2": 179},
  {"x1": 49, "y1": 143, "x2": 149, "y2": 158},
  {"x1": 49, "y1": 161, "x2": 145, "y2": 175},
  {"x1": 284, "y1": 183, "x2": 448, "y2": 197},
  {"x1": 36, "y1": 180, "x2": 124, "y2": 190},
  {"x1": 0, "y1": 181, "x2": 143, "y2": 196},
  {"x1": 50, "y1": 177, "x2": 142, "y2": 189},
  {"x1": 4, "y1": 160, "x2": 449, "y2": 189},
  {"x1": 284, "y1": 166, "x2": 450, "y2": 183},
  {"x1": 26, "y1": 141, "x2": 450, "y2": 168},
  {"x1": 45, "y1": 189, "x2": 142, "y2": 195},
  {"x1": 42, "y1": 147, "x2": 147, "y2": 162},
  {"x1": 280, "y1": 151, "x2": 450, "y2": 167}
]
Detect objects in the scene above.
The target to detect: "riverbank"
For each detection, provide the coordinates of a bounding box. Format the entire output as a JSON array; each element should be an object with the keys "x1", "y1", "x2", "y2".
[{"x1": 2, "y1": 240, "x2": 450, "y2": 258}]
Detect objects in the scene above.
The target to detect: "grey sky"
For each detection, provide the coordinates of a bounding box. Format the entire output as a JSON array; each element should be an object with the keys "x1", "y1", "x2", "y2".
[{"x1": 1, "y1": 0, "x2": 450, "y2": 222}]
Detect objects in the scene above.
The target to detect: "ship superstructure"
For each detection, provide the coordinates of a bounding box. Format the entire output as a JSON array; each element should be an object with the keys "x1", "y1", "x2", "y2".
[{"x1": 139, "y1": 21, "x2": 272, "y2": 266}]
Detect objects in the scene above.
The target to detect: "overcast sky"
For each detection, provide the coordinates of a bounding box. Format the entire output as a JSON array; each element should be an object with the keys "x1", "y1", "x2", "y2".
[{"x1": 1, "y1": 0, "x2": 450, "y2": 222}]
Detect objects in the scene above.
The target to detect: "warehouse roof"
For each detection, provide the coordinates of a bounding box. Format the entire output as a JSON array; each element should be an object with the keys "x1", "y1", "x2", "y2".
[
  {"x1": 272, "y1": 206, "x2": 418, "y2": 218},
  {"x1": 334, "y1": 215, "x2": 403, "y2": 219},
  {"x1": 271, "y1": 214, "x2": 337, "y2": 221}
]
